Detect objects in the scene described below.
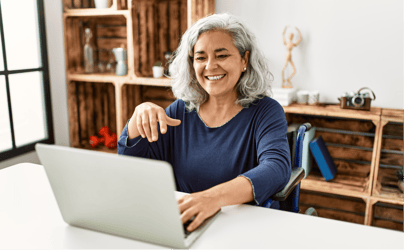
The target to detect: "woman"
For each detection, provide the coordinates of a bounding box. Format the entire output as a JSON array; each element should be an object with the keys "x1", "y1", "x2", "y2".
[{"x1": 118, "y1": 13, "x2": 291, "y2": 232}]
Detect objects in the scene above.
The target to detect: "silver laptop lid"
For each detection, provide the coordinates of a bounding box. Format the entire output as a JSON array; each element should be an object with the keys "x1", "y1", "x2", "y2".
[{"x1": 35, "y1": 143, "x2": 186, "y2": 248}]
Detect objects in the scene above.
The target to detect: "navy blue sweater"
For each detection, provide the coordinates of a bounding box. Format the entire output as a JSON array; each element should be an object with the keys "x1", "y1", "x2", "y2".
[{"x1": 118, "y1": 96, "x2": 291, "y2": 206}]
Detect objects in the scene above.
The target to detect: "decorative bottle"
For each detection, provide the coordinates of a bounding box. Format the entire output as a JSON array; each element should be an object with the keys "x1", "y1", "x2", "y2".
[{"x1": 84, "y1": 28, "x2": 95, "y2": 73}]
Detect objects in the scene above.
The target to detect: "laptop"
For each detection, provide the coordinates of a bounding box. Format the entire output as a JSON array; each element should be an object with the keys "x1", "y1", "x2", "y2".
[{"x1": 35, "y1": 143, "x2": 220, "y2": 248}]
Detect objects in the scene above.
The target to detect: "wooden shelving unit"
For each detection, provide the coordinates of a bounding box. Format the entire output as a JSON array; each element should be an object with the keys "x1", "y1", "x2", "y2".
[
  {"x1": 63, "y1": 0, "x2": 402, "y2": 232},
  {"x1": 63, "y1": 0, "x2": 215, "y2": 152},
  {"x1": 284, "y1": 103, "x2": 403, "y2": 231}
]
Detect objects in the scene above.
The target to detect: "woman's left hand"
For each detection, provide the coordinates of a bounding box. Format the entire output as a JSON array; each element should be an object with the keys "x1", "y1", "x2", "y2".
[{"x1": 178, "y1": 191, "x2": 221, "y2": 232}]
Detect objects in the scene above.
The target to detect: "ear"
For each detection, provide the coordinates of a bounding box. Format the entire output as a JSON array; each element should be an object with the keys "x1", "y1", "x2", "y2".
[{"x1": 242, "y1": 51, "x2": 250, "y2": 70}]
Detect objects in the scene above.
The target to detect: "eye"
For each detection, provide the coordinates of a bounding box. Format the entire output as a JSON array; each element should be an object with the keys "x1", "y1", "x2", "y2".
[
  {"x1": 218, "y1": 54, "x2": 229, "y2": 59},
  {"x1": 195, "y1": 57, "x2": 205, "y2": 61}
]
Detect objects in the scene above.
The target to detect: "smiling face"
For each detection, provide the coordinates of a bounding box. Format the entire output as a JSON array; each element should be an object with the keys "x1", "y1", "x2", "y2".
[{"x1": 193, "y1": 30, "x2": 249, "y2": 101}]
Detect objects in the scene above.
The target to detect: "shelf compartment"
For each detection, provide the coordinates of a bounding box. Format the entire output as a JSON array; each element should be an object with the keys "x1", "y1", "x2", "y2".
[
  {"x1": 67, "y1": 81, "x2": 117, "y2": 153},
  {"x1": 373, "y1": 121, "x2": 403, "y2": 202},
  {"x1": 288, "y1": 114, "x2": 376, "y2": 197},
  {"x1": 142, "y1": 85, "x2": 175, "y2": 108},
  {"x1": 119, "y1": 84, "x2": 175, "y2": 128},
  {"x1": 302, "y1": 161, "x2": 370, "y2": 198},
  {"x1": 371, "y1": 201, "x2": 403, "y2": 231},
  {"x1": 64, "y1": 15, "x2": 128, "y2": 75},
  {"x1": 300, "y1": 190, "x2": 366, "y2": 225},
  {"x1": 131, "y1": 0, "x2": 187, "y2": 77},
  {"x1": 63, "y1": 0, "x2": 129, "y2": 11}
]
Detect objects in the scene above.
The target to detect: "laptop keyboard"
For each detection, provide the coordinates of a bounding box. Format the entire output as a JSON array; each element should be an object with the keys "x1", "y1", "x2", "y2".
[{"x1": 183, "y1": 217, "x2": 195, "y2": 238}]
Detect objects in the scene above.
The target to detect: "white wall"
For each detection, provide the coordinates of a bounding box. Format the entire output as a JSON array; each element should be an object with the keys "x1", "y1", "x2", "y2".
[
  {"x1": 216, "y1": 0, "x2": 403, "y2": 109},
  {"x1": 0, "y1": 0, "x2": 68, "y2": 169}
]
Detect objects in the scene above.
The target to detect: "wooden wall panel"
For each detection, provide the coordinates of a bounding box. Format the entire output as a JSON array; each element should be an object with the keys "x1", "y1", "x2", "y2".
[
  {"x1": 121, "y1": 84, "x2": 129, "y2": 128},
  {"x1": 169, "y1": 1, "x2": 180, "y2": 53},
  {"x1": 77, "y1": 82, "x2": 88, "y2": 144},
  {"x1": 141, "y1": 86, "x2": 175, "y2": 109},
  {"x1": 63, "y1": 0, "x2": 73, "y2": 9},
  {"x1": 108, "y1": 83, "x2": 117, "y2": 134},
  {"x1": 383, "y1": 123, "x2": 403, "y2": 137},
  {"x1": 316, "y1": 131, "x2": 374, "y2": 148},
  {"x1": 147, "y1": 3, "x2": 156, "y2": 75},
  {"x1": 333, "y1": 160, "x2": 370, "y2": 177},
  {"x1": 382, "y1": 138, "x2": 404, "y2": 151},
  {"x1": 142, "y1": 86, "x2": 175, "y2": 100},
  {"x1": 180, "y1": 0, "x2": 188, "y2": 35},
  {"x1": 300, "y1": 191, "x2": 366, "y2": 225},
  {"x1": 132, "y1": 0, "x2": 187, "y2": 77},
  {"x1": 67, "y1": 0, "x2": 97, "y2": 8},
  {"x1": 372, "y1": 202, "x2": 403, "y2": 231},
  {"x1": 82, "y1": 0, "x2": 91, "y2": 8},
  {"x1": 97, "y1": 26, "x2": 127, "y2": 38},
  {"x1": 73, "y1": 0, "x2": 82, "y2": 8},
  {"x1": 139, "y1": 2, "x2": 148, "y2": 76},
  {"x1": 288, "y1": 115, "x2": 376, "y2": 133},
  {"x1": 67, "y1": 82, "x2": 79, "y2": 147},
  {"x1": 85, "y1": 84, "x2": 95, "y2": 137}
]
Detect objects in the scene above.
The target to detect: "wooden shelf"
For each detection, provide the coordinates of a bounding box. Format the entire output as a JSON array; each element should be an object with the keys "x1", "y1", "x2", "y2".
[
  {"x1": 301, "y1": 174, "x2": 370, "y2": 200},
  {"x1": 67, "y1": 73, "x2": 172, "y2": 86},
  {"x1": 67, "y1": 73, "x2": 129, "y2": 83},
  {"x1": 283, "y1": 103, "x2": 382, "y2": 121},
  {"x1": 63, "y1": 9, "x2": 130, "y2": 17},
  {"x1": 372, "y1": 193, "x2": 403, "y2": 205},
  {"x1": 381, "y1": 108, "x2": 404, "y2": 123},
  {"x1": 130, "y1": 77, "x2": 172, "y2": 87}
]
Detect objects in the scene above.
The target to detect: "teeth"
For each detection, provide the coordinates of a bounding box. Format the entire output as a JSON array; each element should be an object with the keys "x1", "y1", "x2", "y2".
[{"x1": 206, "y1": 74, "x2": 225, "y2": 80}]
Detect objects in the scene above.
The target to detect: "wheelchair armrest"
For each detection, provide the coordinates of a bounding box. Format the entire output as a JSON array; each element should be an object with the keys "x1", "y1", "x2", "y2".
[{"x1": 272, "y1": 168, "x2": 305, "y2": 201}]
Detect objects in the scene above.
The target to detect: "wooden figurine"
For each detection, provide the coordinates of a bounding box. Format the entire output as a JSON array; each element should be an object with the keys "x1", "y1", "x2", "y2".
[{"x1": 282, "y1": 26, "x2": 302, "y2": 88}]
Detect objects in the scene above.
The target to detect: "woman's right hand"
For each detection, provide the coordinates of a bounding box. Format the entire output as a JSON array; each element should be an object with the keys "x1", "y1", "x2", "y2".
[{"x1": 127, "y1": 102, "x2": 181, "y2": 142}]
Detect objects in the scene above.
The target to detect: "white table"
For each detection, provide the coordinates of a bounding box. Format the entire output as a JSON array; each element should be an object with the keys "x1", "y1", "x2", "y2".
[{"x1": 0, "y1": 163, "x2": 403, "y2": 249}]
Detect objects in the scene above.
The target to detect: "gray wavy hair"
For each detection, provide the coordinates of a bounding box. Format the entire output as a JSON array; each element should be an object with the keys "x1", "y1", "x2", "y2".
[{"x1": 169, "y1": 13, "x2": 273, "y2": 111}]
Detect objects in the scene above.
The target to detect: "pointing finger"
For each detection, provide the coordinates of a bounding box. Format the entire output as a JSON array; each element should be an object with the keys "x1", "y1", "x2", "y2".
[
  {"x1": 166, "y1": 116, "x2": 181, "y2": 127},
  {"x1": 157, "y1": 112, "x2": 168, "y2": 134}
]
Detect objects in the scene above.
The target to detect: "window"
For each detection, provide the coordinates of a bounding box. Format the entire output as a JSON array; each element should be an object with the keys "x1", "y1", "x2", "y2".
[{"x1": 0, "y1": 0, "x2": 53, "y2": 161}]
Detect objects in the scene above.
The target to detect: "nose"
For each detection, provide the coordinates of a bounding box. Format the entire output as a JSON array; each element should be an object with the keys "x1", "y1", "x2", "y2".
[{"x1": 205, "y1": 58, "x2": 218, "y2": 70}]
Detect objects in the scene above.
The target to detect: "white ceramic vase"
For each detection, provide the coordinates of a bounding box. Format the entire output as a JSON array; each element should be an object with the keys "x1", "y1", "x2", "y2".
[
  {"x1": 94, "y1": 0, "x2": 110, "y2": 9},
  {"x1": 152, "y1": 66, "x2": 164, "y2": 78}
]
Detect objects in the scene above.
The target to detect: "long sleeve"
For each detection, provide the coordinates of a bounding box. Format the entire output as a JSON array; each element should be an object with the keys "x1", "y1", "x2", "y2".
[{"x1": 240, "y1": 99, "x2": 291, "y2": 205}]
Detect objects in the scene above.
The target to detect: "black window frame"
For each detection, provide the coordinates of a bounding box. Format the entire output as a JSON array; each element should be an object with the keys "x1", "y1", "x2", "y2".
[{"x1": 0, "y1": 0, "x2": 54, "y2": 162}]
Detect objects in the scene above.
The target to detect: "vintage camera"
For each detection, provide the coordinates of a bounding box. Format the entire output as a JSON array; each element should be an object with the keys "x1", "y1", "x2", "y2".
[{"x1": 339, "y1": 87, "x2": 376, "y2": 111}]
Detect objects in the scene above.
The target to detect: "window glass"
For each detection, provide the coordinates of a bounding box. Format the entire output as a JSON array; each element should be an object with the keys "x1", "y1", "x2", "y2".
[
  {"x1": 0, "y1": 76, "x2": 12, "y2": 152},
  {"x1": 9, "y1": 72, "x2": 47, "y2": 147},
  {"x1": 0, "y1": 31, "x2": 3, "y2": 71},
  {"x1": 2, "y1": 0, "x2": 41, "y2": 70}
]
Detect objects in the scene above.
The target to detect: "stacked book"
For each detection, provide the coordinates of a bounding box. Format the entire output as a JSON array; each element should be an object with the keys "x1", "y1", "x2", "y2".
[{"x1": 271, "y1": 88, "x2": 297, "y2": 106}]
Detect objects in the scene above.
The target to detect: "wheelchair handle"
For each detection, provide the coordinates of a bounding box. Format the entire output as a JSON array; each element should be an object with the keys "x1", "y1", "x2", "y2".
[{"x1": 303, "y1": 122, "x2": 312, "y2": 131}]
